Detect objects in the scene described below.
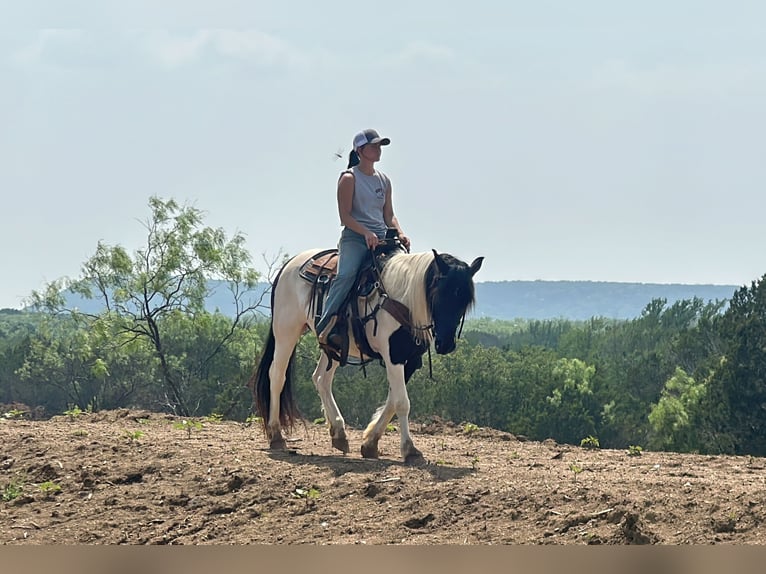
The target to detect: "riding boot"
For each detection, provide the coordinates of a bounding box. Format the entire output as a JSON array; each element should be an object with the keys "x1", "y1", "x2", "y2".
[{"x1": 317, "y1": 315, "x2": 337, "y2": 346}]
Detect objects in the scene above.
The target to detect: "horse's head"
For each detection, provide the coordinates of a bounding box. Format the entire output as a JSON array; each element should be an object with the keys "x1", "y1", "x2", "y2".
[{"x1": 427, "y1": 250, "x2": 484, "y2": 354}]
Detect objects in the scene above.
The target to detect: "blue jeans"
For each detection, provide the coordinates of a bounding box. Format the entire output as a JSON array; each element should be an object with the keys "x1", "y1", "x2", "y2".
[{"x1": 315, "y1": 228, "x2": 377, "y2": 334}]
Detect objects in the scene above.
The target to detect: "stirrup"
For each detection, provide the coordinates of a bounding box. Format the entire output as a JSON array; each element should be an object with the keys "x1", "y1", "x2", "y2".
[
  {"x1": 320, "y1": 335, "x2": 343, "y2": 358},
  {"x1": 319, "y1": 333, "x2": 345, "y2": 370}
]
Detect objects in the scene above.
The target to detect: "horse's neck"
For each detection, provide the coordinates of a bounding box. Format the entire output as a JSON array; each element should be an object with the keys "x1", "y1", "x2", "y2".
[{"x1": 378, "y1": 252, "x2": 433, "y2": 330}]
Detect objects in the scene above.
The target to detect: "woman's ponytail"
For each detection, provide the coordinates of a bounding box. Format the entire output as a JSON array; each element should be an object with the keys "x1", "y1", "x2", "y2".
[{"x1": 347, "y1": 149, "x2": 360, "y2": 168}]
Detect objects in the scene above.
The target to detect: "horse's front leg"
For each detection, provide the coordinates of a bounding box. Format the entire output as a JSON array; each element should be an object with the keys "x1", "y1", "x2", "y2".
[
  {"x1": 361, "y1": 360, "x2": 423, "y2": 463},
  {"x1": 312, "y1": 352, "x2": 349, "y2": 453}
]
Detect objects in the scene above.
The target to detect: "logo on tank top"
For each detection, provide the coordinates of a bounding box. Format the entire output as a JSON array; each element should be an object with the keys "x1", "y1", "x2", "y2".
[{"x1": 375, "y1": 187, "x2": 384, "y2": 199}]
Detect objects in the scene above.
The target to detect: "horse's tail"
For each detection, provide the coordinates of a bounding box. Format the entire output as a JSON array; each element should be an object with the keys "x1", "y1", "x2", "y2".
[{"x1": 249, "y1": 258, "x2": 301, "y2": 434}]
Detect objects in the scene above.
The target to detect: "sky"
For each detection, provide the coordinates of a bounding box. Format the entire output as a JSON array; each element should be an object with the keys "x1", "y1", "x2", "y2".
[{"x1": 2, "y1": 1, "x2": 765, "y2": 309}]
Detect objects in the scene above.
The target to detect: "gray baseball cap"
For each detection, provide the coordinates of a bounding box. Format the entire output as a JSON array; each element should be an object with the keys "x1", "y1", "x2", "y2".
[{"x1": 353, "y1": 129, "x2": 391, "y2": 151}]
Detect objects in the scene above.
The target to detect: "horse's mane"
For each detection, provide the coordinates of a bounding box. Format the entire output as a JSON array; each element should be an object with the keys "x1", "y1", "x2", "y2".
[{"x1": 379, "y1": 251, "x2": 434, "y2": 340}]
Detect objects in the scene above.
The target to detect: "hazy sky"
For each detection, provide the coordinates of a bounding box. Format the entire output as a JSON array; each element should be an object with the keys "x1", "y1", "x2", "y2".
[{"x1": 2, "y1": 2, "x2": 765, "y2": 309}]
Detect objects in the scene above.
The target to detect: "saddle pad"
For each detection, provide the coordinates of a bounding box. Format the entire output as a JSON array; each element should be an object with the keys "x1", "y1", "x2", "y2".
[{"x1": 299, "y1": 249, "x2": 339, "y2": 283}]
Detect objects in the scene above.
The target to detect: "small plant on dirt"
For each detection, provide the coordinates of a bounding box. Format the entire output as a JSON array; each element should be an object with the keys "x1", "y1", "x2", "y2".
[
  {"x1": 124, "y1": 430, "x2": 145, "y2": 442},
  {"x1": 205, "y1": 413, "x2": 224, "y2": 423},
  {"x1": 509, "y1": 451, "x2": 520, "y2": 460},
  {"x1": 71, "y1": 429, "x2": 89, "y2": 437},
  {"x1": 580, "y1": 436, "x2": 600, "y2": 449},
  {"x1": 174, "y1": 419, "x2": 203, "y2": 439},
  {"x1": 63, "y1": 405, "x2": 83, "y2": 420},
  {"x1": 569, "y1": 463, "x2": 584, "y2": 482},
  {"x1": 462, "y1": 422, "x2": 479, "y2": 435},
  {"x1": 385, "y1": 423, "x2": 397, "y2": 433},
  {"x1": 627, "y1": 445, "x2": 643, "y2": 457},
  {"x1": 291, "y1": 487, "x2": 320, "y2": 514},
  {"x1": 292, "y1": 487, "x2": 320, "y2": 500},
  {"x1": 245, "y1": 414, "x2": 262, "y2": 426},
  {"x1": 2, "y1": 479, "x2": 23, "y2": 502},
  {"x1": 313, "y1": 417, "x2": 326, "y2": 425},
  {"x1": 3, "y1": 409, "x2": 25, "y2": 420},
  {"x1": 470, "y1": 455, "x2": 480, "y2": 471},
  {"x1": 39, "y1": 481, "x2": 62, "y2": 497}
]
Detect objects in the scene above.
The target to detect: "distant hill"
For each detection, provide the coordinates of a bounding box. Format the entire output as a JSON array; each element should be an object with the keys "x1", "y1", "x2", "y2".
[
  {"x1": 55, "y1": 280, "x2": 739, "y2": 321},
  {"x1": 473, "y1": 281, "x2": 737, "y2": 321}
]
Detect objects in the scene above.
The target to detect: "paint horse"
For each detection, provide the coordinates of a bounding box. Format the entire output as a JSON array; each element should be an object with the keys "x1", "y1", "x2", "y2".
[{"x1": 251, "y1": 242, "x2": 483, "y2": 462}]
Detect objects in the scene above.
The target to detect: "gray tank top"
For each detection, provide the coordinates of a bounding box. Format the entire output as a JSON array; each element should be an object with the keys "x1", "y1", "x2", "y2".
[{"x1": 347, "y1": 166, "x2": 389, "y2": 237}]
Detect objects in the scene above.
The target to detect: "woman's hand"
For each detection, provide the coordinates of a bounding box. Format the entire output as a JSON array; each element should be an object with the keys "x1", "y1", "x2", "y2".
[
  {"x1": 364, "y1": 230, "x2": 380, "y2": 250},
  {"x1": 399, "y1": 233, "x2": 411, "y2": 252}
]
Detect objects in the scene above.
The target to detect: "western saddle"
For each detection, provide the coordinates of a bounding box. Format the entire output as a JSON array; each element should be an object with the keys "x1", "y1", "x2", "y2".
[{"x1": 298, "y1": 230, "x2": 409, "y2": 366}]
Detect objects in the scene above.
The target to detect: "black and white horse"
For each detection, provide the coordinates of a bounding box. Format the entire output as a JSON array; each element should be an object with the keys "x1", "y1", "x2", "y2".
[{"x1": 251, "y1": 247, "x2": 483, "y2": 462}]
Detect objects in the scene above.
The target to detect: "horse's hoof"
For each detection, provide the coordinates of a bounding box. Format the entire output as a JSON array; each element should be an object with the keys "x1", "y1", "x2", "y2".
[
  {"x1": 403, "y1": 440, "x2": 424, "y2": 464},
  {"x1": 404, "y1": 450, "x2": 425, "y2": 465},
  {"x1": 361, "y1": 443, "x2": 379, "y2": 459},
  {"x1": 269, "y1": 437, "x2": 287, "y2": 450},
  {"x1": 332, "y1": 436, "x2": 350, "y2": 454}
]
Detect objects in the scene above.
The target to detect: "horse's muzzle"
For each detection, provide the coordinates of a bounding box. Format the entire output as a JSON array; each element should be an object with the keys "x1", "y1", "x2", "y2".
[{"x1": 435, "y1": 338, "x2": 456, "y2": 355}]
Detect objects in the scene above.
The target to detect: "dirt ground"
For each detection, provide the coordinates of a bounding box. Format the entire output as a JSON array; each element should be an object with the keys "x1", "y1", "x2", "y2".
[{"x1": 1, "y1": 407, "x2": 765, "y2": 545}]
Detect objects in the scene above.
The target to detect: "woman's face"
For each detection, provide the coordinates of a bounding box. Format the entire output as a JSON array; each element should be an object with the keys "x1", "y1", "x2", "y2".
[{"x1": 359, "y1": 142, "x2": 382, "y2": 162}]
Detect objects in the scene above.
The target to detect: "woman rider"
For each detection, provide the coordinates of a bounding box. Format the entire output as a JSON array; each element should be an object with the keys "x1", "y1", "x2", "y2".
[{"x1": 316, "y1": 128, "x2": 410, "y2": 348}]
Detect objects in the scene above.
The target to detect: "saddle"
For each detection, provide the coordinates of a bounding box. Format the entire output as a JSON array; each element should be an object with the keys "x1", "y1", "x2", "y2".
[
  {"x1": 298, "y1": 230, "x2": 407, "y2": 366},
  {"x1": 298, "y1": 248, "x2": 339, "y2": 295}
]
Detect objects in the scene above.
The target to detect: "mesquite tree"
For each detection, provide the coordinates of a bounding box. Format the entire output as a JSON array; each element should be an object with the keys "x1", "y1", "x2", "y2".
[{"x1": 31, "y1": 196, "x2": 267, "y2": 416}]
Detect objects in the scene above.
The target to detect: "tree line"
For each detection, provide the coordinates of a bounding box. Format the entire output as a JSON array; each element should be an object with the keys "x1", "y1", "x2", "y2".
[{"x1": 1, "y1": 197, "x2": 765, "y2": 457}]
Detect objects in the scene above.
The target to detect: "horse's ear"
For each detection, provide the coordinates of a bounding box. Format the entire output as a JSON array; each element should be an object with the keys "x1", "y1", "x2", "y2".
[
  {"x1": 432, "y1": 249, "x2": 450, "y2": 275},
  {"x1": 469, "y1": 257, "x2": 484, "y2": 277}
]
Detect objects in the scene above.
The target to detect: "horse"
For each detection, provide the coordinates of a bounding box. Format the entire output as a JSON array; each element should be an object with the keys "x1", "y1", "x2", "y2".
[{"x1": 250, "y1": 243, "x2": 483, "y2": 462}]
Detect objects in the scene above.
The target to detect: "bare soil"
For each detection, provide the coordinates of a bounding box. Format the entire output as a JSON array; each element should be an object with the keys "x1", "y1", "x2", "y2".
[{"x1": 1, "y1": 408, "x2": 764, "y2": 545}]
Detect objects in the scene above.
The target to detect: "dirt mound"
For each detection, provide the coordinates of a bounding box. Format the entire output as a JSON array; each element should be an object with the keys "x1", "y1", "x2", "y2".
[{"x1": 1, "y1": 410, "x2": 764, "y2": 544}]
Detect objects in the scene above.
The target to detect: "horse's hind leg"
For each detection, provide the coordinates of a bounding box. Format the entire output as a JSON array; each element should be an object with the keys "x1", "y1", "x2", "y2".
[
  {"x1": 267, "y1": 323, "x2": 303, "y2": 450},
  {"x1": 266, "y1": 346, "x2": 290, "y2": 449},
  {"x1": 312, "y1": 353, "x2": 349, "y2": 453}
]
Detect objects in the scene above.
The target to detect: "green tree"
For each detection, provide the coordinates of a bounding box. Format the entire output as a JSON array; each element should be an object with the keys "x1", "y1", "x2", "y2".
[
  {"x1": 700, "y1": 276, "x2": 766, "y2": 455},
  {"x1": 157, "y1": 310, "x2": 265, "y2": 418},
  {"x1": 15, "y1": 314, "x2": 159, "y2": 413},
  {"x1": 0, "y1": 312, "x2": 41, "y2": 406},
  {"x1": 536, "y1": 357, "x2": 598, "y2": 444},
  {"x1": 584, "y1": 299, "x2": 721, "y2": 448},
  {"x1": 647, "y1": 367, "x2": 706, "y2": 452},
  {"x1": 409, "y1": 341, "x2": 518, "y2": 431},
  {"x1": 30, "y1": 197, "x2": 266, "y2": 416},
  {"x1": 473, "y1": 298, "x2": 727, "y2": 449}
]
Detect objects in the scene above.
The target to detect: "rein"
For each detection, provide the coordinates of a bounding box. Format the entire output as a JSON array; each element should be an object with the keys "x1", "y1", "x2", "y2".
[{"x1": 457, "y1": 313, "x2": 466, "y2": 340}]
